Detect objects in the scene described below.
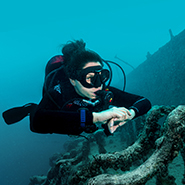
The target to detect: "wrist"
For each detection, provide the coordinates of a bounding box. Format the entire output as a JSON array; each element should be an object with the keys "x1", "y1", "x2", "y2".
[
  {"x1": 92, "y1": 112, "x2": 97, "y2": 123},
  {"x1": 92, "y1": 112, "x2": 100, "y2": 123}
]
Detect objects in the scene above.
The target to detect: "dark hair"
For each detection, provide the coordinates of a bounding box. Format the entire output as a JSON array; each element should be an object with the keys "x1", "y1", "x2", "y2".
[{"x1": 62, "y1": 39, "x2": 103, "y2": 79}]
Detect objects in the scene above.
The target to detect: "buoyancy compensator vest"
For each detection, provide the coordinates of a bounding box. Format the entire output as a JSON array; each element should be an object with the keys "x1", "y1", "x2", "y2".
[{"x1": 43, "y1": 55, "x2": 114, "y2": 134}]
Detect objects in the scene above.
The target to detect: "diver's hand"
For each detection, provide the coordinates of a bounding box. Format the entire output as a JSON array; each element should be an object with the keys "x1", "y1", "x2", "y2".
[
  {"x1": 107, "y1": 118, "x2": 121, "y2": 134},
  {"x1": 117, "y1": 108, "x2": 135, "y2": 127},
  {"x1": 107, "y1": 108, "x2": 136, "y2": 134},
  {"x1": 92, "y1": 107, "x2": 132, "y2": 124}
]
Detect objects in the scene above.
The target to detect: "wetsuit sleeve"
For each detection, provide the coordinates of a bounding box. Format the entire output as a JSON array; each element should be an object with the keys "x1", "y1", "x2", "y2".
[
  {"x1": 30, "y1": 97, "x2": 94, "y2": 135},
  {"x1": 108, "y1": 86, "x2": 151, "y2": 118}
]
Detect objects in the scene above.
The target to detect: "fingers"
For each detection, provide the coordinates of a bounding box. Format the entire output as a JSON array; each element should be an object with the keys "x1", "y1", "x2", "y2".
[
  {"x1": 107, "y1": 120, "x2": 127, "y2": 135},
  {"x1": 93, "y1": 107, "x2": 132, "y2": 124},
  {"x1": 107, "y1": 119, "x2": 126, "y2": 134},
  {"x1": 117, "y1": 121, "x2": 126, "y2": 127},
  {"x1": 111, "y1": 107, "x2": 131, "y2": 121},
  {"x1": 116, "y1": 107, "x2": 131, "y2": 116},
  {"x1": 107, "y1": 118, "x2": 118, "y2": 134},
  {"x1": 107, "y1": 119, "x2": 113, "y2": 133}
]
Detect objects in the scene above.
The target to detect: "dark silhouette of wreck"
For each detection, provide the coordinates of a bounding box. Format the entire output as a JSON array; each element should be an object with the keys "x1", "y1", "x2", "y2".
[{"x1": 127, "y1": 29, "x2": 185, "y2": 106}]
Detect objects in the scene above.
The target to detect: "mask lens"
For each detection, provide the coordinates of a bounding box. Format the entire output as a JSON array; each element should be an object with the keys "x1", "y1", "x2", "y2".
[
  {"x1": 85, "y1": 72, "x2": 96, "y2": 85},
  {"x1": 100, "y1": 69, "x2": 109, "y2": 83},
  {"x1": 85, "y1": 69, "x2": 109, "y2": 87},
  {"x1": 77, "y1": 66, "x2": 110, "y2": 88}
]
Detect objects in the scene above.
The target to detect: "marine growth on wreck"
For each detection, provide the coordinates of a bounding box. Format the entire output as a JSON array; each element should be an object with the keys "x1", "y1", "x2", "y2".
[{"x1": 29, "y1": 105, "x2": 185, "y2": 185}]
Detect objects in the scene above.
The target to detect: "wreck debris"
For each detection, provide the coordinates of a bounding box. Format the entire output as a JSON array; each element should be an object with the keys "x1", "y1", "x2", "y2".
[
  {"x1": 169, "y1": 29, "x2": 175, "y2": 40},
  {"x1": 29, "y1": 175, "x2": 46, "y2": 185},
  {"x1": 88, "y1": 105, "x2": 185, "y2": 185},
  {"x1": 29, "y1": 105, "x2": 185, "y2": 185},
  {"x1": 70, "y1": 105, "x2": 175, "y2": 184}
]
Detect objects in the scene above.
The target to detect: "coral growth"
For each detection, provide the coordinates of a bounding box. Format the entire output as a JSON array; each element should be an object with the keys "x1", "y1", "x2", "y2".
[{"x1": 29, "y1": 105, "x2": 185, "y2": 185}]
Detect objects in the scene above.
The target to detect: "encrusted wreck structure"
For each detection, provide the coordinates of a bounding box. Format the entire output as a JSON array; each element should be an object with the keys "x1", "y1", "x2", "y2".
[
  {"x1": 29, "y1": 105, "x2": 185, "y2": 184},
  {"x1": 29, "y1": 29, "x2": 185, "y2": 185}
]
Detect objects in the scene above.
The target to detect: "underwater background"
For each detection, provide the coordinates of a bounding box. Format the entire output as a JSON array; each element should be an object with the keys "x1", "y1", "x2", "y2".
[{"x1": 0, "y1": 0, "x2": 185, "y2": 184}]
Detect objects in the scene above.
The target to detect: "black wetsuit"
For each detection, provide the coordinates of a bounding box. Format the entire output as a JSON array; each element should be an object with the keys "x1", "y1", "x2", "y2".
[{"x1": 30, "y1": 55, "x2": 151, "y2": 136}]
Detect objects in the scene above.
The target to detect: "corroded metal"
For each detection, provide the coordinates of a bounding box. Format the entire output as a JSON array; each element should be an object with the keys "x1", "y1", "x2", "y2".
[{"x1": 29, "y1": 105, "x2": 185, "y2": 185}]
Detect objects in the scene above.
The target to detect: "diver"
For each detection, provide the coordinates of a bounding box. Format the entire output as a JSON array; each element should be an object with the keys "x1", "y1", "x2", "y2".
[{"x1": 2, "y1": 39, "x2": 151, "y2": 136}]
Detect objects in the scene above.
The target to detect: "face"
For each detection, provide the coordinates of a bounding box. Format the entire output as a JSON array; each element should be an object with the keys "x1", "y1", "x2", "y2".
[{"x1": 70, "y1": 62, "x2": 103, "y2": 99}]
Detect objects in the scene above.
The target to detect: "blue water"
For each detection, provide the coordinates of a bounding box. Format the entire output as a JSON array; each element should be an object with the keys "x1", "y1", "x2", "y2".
[
  {"x1": 0, "y1": 116, "x2": 69, "y2": 185},
  {"x1": 1, "y1": 0, "x2": 185, "y2": 184}
]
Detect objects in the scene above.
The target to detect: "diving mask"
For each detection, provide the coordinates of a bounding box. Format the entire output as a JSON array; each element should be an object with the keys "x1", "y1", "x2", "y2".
[{"x1": 76, "y1": 66, "x2": 110, "y2": 88}]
